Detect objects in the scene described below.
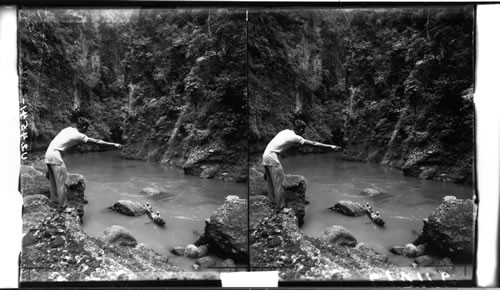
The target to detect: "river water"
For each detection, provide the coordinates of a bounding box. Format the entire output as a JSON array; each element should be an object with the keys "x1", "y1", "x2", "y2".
[
  {"x1": 280, "y1": 152, "x2": 473, "y2": 267},
  {"x1": 65, "y1": 150, "x2": 473, "y2": 271},
  {"x1": 64, "y1": 150, "x2": 247, "y2": 271}
]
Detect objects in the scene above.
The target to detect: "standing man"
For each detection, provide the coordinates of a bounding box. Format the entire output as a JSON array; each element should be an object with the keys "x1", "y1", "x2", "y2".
[
  {"x1": 45, "y1": 117, "x2": 123, "y2": 209},
  {"x1": 262, "y1": 120, "x2": 341, "y2": 210}
]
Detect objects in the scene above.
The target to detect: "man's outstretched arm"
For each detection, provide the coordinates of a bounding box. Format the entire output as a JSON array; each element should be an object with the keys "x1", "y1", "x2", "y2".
[
  {"x1": 87, "y1": 137, "x2": 123, "y2": 148},
  {"x1": 303, "y1": 139, "x2": 341, "y2": 150}
]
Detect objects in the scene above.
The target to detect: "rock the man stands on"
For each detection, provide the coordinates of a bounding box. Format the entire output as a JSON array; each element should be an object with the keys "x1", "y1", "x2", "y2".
[
  {"x1": 45, "y1": 117, "x2": 123, "y2": 209},
  {"x1": 262, "y1": 120, "x2": 341, "y2": 210}
]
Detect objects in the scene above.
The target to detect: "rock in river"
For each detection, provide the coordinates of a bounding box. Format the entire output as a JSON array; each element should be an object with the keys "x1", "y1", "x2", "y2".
[
  {"x1": 100, "y1": 225, "x2": 138, "y2": 247},
  {"x1": 196, "y1": 256, "x2": 216, "y2": 268},
  {"x1": 413, "y1": 198, "x2": 475, "y2": 263},
  {"x1": 361, "y1": 188, "x2": 382, "y2": 197},
  {"x1": 320, "y1": 225, "x2": 357, "y2": 247},
  {"x1": 415, "y1": 255, "x2": 433, "y2": 267},
  {"x1": 140, "y1": 187, "x2": 161, "y2": 196},
  {"x1": 110, "y1": 200, "x2": 147, "y2": 216},
  {"x1": 329, "y1": 200, "x2": 366, "y2": 217},
  {"x1": 202, "y1": 195, "x2": 248, "y2": 262}
]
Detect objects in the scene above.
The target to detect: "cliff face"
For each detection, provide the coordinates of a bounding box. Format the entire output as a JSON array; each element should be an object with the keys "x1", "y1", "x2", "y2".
[
  {"x1": 19, "y1": 9, "x2": 248, "y2": 181},
  {"x1": 120, "y1": 10, "x2": 248, "y2": 182},
  {"x1": 248, "y1": 8, "x2": 473, "y2": 183}
]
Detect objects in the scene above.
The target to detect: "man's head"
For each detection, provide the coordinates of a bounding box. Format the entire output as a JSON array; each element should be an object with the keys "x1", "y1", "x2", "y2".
[
  {"x1": 293, "y1": 119, "x2": 307, "y2": 135},
  {"x1": 76, "y1": 117, "x2": 90, "y2": 133}
]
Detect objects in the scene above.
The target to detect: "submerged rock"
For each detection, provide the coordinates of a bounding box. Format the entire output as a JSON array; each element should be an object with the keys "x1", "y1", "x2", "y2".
[
  {"x1": 320, "y1": 225, "x2": 357, "y2": 247},
  {"x1": 202, "y1": 195, "x2": 248, "y2": 262},
  {"x1": 329, "y1": 200, "x2": 366, "y2": 217},
  {"x1": 170, "y1": 247, "x2": 186, "y2": 256},
  {"x1": 355, "y1": 243, "x2": 388, "y2": 263},
  {"x1": 439, "y1": 257, "x2": 454, "y2": 269},
  {"x1": 140, "y1": 187, "x2": 161, "y2": 196},
  {"x1": 413, "y1": 198, "x2": 475, "y2": 263},
  {"x1": 414, "y1": 255, "x2": 433, "y2": 267},
  {"x1": 390, "y1": 245, "x2": 405, "y2": 255},
  {"x1": 110, "y1": 200, "x2": 147, "y2": 216},
  {"x1": 196, "y1": 256, "x2": 216, "y2": 268},
  {"x1": 361, "y1": 188, "x2": 382, "y2": 197},
  {"x1": 221, "y1": 259, "x2": 236, "y2": 271},
  {"x1": 100, "y1": 225, "x2": 138, "y2": 247}
]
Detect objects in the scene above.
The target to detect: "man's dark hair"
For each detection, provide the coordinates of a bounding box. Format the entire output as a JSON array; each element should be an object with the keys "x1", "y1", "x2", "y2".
[
  {"x1": 293, "y1": 119, "x2": 306, "y2": 132},
  {"x1": 76, "y1": 117, "x2": 90, "y2": 131}
]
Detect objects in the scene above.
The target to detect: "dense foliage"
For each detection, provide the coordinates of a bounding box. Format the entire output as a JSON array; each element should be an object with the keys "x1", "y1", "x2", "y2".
[
  {"x1": 19, "y1": 9, "x2": 247, "y2": 181},
  {"x1": 20, "y1": 7, "x2": 473, "y2": 183},
  {"x1": 249, "y1": 7, "x2": 473, "y2": 183}
]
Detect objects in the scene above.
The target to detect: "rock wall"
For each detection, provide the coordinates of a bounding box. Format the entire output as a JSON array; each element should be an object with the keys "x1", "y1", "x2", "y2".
[{"x1": 249, "y1": 9, "x2": 474, "y2": 184}]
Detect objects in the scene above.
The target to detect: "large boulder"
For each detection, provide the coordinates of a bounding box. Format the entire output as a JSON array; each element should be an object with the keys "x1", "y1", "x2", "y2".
[
  {"x1": 329, "y1": 200, "x2": 366, "y2": 217},
  {"x1": 202, "y1": 195, "x2": 248, "y2": 262},
  {"x1": 100, "y1": 225, "x2": 138, "y2": 247},
  {"x1": 110, "y1": 200, "x2": 147, "y2": 216},
  {"x1": 413, "y1": 198, "x2": 475, "y2": 263},
  {"x1": 320, "y1": 225, "x2": 357, "y2": 247}
]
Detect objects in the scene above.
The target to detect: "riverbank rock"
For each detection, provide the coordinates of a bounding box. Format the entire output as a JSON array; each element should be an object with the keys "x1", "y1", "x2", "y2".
[
  {"x1": 361, "y1": 188, "x2": 382, "y2": 197},
  {"x1": 415, "y1": 255, "x2": 433, "y2": 267},
  {"x1": 329, "y1": 200, "x2": 366, "y2": 217},
  {"x1": 403, "y1": 243, "x2": 418, "y2": 257},
  {"x1": 221, "y1": 259, "x2": 236, "y2": 271},
  {"x1": 202, "y1": 195, "x2": 248, "y2": 262},
  {"x1": 100, "y1": 225, "x2": 138, "y2": 247},
  {"x1": 110, "y1": 200, "x2": 147, "y2": 216},
  {"x1": 196, "y1": 256, "x2": 216, "y2": 268},
  {"x1": 200, "y1": 165, "x2": 220, "y2": 179},
  {"x1": 390, "y1": 246, "x2": 405, "y2": 255},
  {"x1": 21, "y1": 194, "x2": 186, "y2": 282},
  {"x1": 20, "y1": 164, "x2": 87, "y2": 219},
  {"x1": 185, "y1": 244, "x2": 199, "y2": 258},
  {"x1": 418, "y1": 167, "x2": 437, "y2": 180},
  {"x1": 320, "y1": 225, "x2": 357, "y2": 247},
  {"x1": 170, "y1": 247, "x2": 185, "y2": 256},
  {"x1": 413, "y1": 198, "x2": 475, "y2": 263},
  {"x1": 249, "y1": 166, "x2": 307, "y2": 226},
  {"x1": 355, "y1": 243, "x2": 388, "y2": 263}
]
